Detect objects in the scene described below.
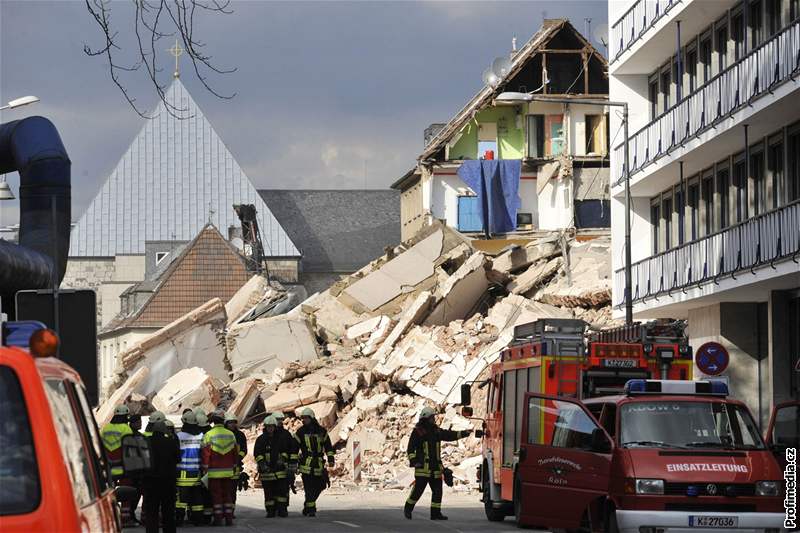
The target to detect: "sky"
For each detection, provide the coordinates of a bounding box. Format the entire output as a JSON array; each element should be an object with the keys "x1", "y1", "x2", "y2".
[{"x1": 0, "y1": 0, "x2": 608, "y2": 226}]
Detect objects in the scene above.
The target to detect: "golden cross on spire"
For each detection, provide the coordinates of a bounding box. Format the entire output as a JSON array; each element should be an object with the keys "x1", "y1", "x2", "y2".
[{"x1": 167, "y1": 38, "x2": 184, "y2": 78}]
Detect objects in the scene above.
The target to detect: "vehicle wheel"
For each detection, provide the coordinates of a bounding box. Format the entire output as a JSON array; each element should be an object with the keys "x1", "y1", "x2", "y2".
[
  {"x1": 482, "y1": 465, "x2": 505, "y2": 522},
  {"x1": 513, "y1": 475, "x2": 530, "y2": 529}
]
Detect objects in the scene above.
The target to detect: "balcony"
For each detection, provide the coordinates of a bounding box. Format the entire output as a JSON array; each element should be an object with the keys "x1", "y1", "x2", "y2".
[
  {"x1": 613, "y1": 200, "x2": 800, "y2": 310},
  {"x1": 612, "y1": 20, "x2": 800, "y2": 185},
  {"x1": 610, "y1": 0, "x2": 681, "y2": 62}
]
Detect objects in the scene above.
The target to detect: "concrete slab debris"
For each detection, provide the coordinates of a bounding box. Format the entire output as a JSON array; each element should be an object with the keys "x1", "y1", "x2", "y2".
[
  {"x1": 96, "y1": 366, "x2": 150, "y2": 427},
  {"x1": 294, "y1": 400, "x2": 338, "y2": 429},
  {"x1": 227, "y1": 378, "x2": 261, "y2": 422},
  {"x1": 152, "y1": 367, "x2": 223, "y2": 415},
  {"x1": 263, "y1": 383, "x2": 337, "y2": 413},
  {"x1": 507, "y1": 257, "x2": 562, "y2": 295},
  {"x1": 424, "y1": 252, "x2": 488, "y2": 326},
  {"x1": 227, "y1": 315, "x2": 319, "y2": 381},
  {"x1": 224, "y1": 274, "x2": 271, "y2": 326}
]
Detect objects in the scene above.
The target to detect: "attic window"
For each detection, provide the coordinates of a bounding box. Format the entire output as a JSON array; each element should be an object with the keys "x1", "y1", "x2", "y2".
[{"x1": 155, "y1": 252, "x2": 169, "y2": 265}]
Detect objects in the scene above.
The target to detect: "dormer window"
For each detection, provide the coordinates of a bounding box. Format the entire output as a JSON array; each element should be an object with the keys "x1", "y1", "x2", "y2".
[{"x1": 155, "y1": 251, "x2": 169, "y2": 265}]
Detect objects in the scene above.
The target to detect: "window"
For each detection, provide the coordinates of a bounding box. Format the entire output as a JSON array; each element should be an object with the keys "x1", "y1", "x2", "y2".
[
  {"x1": 529, "y1": 399, "x2": 599, "y2": 450},
  {"x1": 771, "y1": 404, "x2": 800, "y2": 447},
  {"x1": 70, "y1": 382, "x2": 110, "y2": 492},
  {"x1": 700, "y1": 36, "x2": 713, "y2": 84},
  {"x1": 651, "y1": 202, "x2": 661, "y2": 254},
  {"x1": 43, "y1": 379, "x2": 95, "y2": 508},
  {"x1": 0, "y1": 366, "x2": 40, "y2": 515},
  {"x1": 503, "y1": 369, "x2": 517, "y2": 463},
  {"x1": 702, "y1": 175, "x2": 715, "y2": 235},
  {"x1": 478, "y1": 122, "x2": 498, "y2": 159},
  {"x1": 750, "y1": 0, "x2": 764, "y2": 47},
  {"x1": 732, "y1": 13, "x2": 745, "y2": 60},
  {"x1": 585, "y1": 115, "x2": 606, "y2": 155},
  {"x1": 155, "y1": 251, "x2": 169, "y2": 265},
  {"x1": 733, "y1": 159, "x2": 748, "y2": 222},
  {"x1": 457, "y1": 196, "x2": 482, "y2": 232},
  {"x1": 685, "y1": 47, "x2": 698, "y2": 93},
  {"x1": 769, "y1": 140, "x2": 785, "y2": 208},
  {"x1": 688, "y1": 182, "x2": 700, "y2": 241},
  {"x1": 717, "y1": 167, "x2": 731, "y2": 229},
  {"x1": 527, "y1": 115, "x2": 544, "y2": 158},
  {"x1": 766, "y1": 0, "x2": 781, "y2": 36},
  {"x1": 793, "y1": 0, "x2": 800, "y2": 21},
  {"x1": 675, "y1": 187, "x2": 685, "y2": 245},
  {"x1": 660, "y1": 67, "x2": 672, "y2": 111},
  {"x1": 790, "y1": 128, "x2": 800, "y2": 202},
  {"x1": 662, "y1": 196, "x2": 673, "y2": 249},
  {"x1": 716, "y1": 23, "x2": 729, "y2": 72},
  {"x1": 751, "y1": 150, "x2": 766, "y2": 215},
  {"x1": 648, "y1": 77, "x2": 659, "y2": 119}
]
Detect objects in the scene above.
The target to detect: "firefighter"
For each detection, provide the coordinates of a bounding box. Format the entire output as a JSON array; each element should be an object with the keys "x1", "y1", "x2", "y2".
[
  {"x1": 175, "y1": 410, "x2": 204, "y2": 527},
  {"x1": 142, "y1": 411, "x2": 166, "y2": 437},
  {"x1": 224, "y1": 413, "x2": 247, "y2": 517},
  {"x1": 294, "y1": 407, "x2": 334, "y2": 517},
  {"x1": 200, "y1": 410, "x2": 239, "y2": 526},
  {"x1": 404, "y1": 406, "x2": 472, "y2": 520},
  {"x1": 141, "y1": 420, "x2": 181, "y2": 533},
  {"x1": 254, "y1": 416, "x2": 293, "y2": 518},
  {"x1": 101, "y1": 405, "x2": 135, "y2": 527},
  {"x1": 194, "y1": 409, "x2": 213, "y2": 525},
  {"x1": 273, "y1": 411, "x2": 298, "y2": 509}
]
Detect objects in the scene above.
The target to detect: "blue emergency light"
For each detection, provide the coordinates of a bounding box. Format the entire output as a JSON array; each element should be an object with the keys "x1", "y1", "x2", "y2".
[
  {"x1": 624, "y1": 379, "x2": 728, "y2": 397},
  {"x1": 1, "y1": 320, "x2": 48, "y2": 349}
]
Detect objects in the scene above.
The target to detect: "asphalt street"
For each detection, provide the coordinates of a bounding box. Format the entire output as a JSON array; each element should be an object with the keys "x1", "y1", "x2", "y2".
[{"x1": 129, "y1": 489, "x2": 545, "y2": 533}]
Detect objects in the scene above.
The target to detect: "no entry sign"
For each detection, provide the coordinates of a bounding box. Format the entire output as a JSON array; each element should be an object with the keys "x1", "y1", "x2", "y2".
[{"x1": 695, "y1": 342, "x2": 730, "y2": 376}]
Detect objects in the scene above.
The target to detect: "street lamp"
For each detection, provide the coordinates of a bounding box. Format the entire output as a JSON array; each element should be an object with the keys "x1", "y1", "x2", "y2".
[
  {"x1": 0, "y1": 95, "x2": 40, "y2": 111},
  {"x1": 495, "y1": 91, "x2": 634, "y2": 325}
]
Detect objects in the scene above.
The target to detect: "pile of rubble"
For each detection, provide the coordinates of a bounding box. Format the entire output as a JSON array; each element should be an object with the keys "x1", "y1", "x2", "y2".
[{"x1": 98, "y1": 223, "x2": 617, "y2": 490}]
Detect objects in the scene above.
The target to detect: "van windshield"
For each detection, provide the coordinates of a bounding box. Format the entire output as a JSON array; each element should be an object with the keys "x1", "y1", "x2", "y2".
[{"x1": 620, "y1": 401, "x2": 765, "y2": 450}]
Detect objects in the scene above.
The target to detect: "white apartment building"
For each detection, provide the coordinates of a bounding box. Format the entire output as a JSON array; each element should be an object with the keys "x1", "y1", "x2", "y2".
[{"x1": 608, "y1": 0, "x2": 800, "y2": 423}]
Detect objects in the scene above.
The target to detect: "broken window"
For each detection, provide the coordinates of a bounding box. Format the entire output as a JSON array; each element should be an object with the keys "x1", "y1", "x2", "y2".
[
  {"x1": 526, "y1": 115, "x2": 544, "y2": 158},
  {"x1": 545, "y1": 115, "x2": 564, "y2": 157},
  {"x1": 478, "y1": 122, "x2": 497, "y2": 159},
  {"x1": 585, "y1": 114, "x2": 607, "y2": 155}
]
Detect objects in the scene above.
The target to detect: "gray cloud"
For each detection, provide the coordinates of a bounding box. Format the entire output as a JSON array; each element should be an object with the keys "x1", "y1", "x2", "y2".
[{"x1": 1, "y1": 0, "x2": 607, "y2": 226}]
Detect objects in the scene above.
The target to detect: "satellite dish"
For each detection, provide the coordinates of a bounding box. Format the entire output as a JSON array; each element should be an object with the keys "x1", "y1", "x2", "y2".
[
  {"x1": 491, "y1": 56, "x2": 512, "y2": 79},
  {"x1": 482, "y1": 67, "x2": 501, "y2": 88},
  {"x1": 593, "y1": 23, "x2": 609, "y2": 48}
]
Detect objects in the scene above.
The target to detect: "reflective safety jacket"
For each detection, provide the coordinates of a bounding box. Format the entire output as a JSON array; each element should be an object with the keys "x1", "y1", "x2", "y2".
[
  {"x1": 406, "y1": 424, "x2": 470, "y2": 478},
  {"x1": 201, "y1": 425, "x2": 239, "y2": 479},
  {"x1": 253, "y1": 430, "x2": 293, "y2": 481},
  {"x1": 101, "y1": 421, "x2": 133, "y2": 477},
  {"x1": 295, "y1": 422, "x2": 334, "y2": 477},
  {"x1": 177, "y1": 428, "x2": 204, "y2": 487}
]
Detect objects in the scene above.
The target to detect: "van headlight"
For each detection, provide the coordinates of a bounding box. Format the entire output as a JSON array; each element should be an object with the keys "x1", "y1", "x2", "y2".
[
  {"x1": 755, "y1": 481, "x2": 779, "y2": 496},
  {"x1": 635, "y1": 479, "x2": 665, "y2": 495}
]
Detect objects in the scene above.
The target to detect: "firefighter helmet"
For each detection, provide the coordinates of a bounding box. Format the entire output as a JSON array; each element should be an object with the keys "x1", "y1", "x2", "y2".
[
  {"x1": 181, "y1": 410, "x2": 197, "y2": 425},
  {"x1": 300, "y1": 407, "x2": 315, "y2": 418},
  {"x1": 196, "y1": 412, "x2": 208, "y2": 427},
  {"x1": 224, "y1": 412, "x2": 238, "y2": 424},
  {"x1": 114, "y1": 405, "x2": 130, "y2": 416},
  {"x1": 263, "y1": 415, "x2": 278, "y2": 427},
  {"x1": 149, "y1": 411, "x2": 166, "y2": 423},
  {"x1": 272, "y1": 411, "x2": 285, "y2": 420},
  {"x1": 419, "y1": 406, "x2": 435, "y2": 419}
]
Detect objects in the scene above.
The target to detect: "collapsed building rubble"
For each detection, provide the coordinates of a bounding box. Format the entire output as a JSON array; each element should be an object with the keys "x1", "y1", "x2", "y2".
[{"x1": 97, "y1": 222, "x2": 619, "y2": 490}]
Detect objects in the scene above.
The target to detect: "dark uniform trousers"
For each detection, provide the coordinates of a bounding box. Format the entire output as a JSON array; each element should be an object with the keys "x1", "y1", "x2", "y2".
[
  {"x1": 406, "y1": 476, "x2": 444, "y2": 512},
  {"x1": 143, "y1": 479, "x2": 177, "y2": 533},
  {"x1": 301, "y1": 474, "x2": 326, "y2": 512},
  {"x1": 262, "y1": 478, "x2": 289, "y2": 514}
]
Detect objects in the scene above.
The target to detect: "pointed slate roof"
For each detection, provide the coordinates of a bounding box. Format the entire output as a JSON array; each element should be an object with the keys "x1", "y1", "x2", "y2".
[{"x1": 69, "y1": 79, "x2": 299, "y2": 257}]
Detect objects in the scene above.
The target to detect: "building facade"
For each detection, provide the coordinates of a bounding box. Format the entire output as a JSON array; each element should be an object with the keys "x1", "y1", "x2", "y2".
[
  {"x1": 393, "y1": 19, "x2": 611, "y2": 242},
  {"x1": 608, "y1": 0, "x2": 800, "y2": 422}
]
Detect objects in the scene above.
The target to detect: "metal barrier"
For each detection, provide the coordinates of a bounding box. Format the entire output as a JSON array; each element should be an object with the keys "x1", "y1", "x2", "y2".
[
  {"x1": 614, "y1": 200, "x2": 800, "y2": 308},
  {"x1": 610, "y1": 0, "x2": 679, "y2": 61},
  {"x1": 612, "y1": 20, "x2": 800, "y2": 185}
]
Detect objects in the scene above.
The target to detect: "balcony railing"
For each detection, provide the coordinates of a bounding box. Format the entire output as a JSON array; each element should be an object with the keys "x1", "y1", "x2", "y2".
[
  {"x1": 612, "y1": 20, "x2": 800, "y2": 185},
  {"x1": 613, "y1": 200, "x2": 800, "y2": 309},
  {"x1": 610, "y1": 0, "x2": 680, "y2": 62}
]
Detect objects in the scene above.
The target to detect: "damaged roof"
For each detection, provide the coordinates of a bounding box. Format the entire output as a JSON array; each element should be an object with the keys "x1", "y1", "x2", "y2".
[
  {"x1": 101, "y1": 224, "x2": 251, "y2": 334},
  {"x1": 418, "y1": 18, "x2": 608, "y2": 163},
  {"x1": 259, "y1": 190, "x2": 400, "y2": 273}
]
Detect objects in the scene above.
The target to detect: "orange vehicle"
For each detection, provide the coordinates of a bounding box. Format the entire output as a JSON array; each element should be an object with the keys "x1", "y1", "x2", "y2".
[
  {"x1": 471, "y1": 318, "x2": 693, "y2": 520},
  {"x1": 0, "y1": 321, "x2": 122, "y2": 532}
]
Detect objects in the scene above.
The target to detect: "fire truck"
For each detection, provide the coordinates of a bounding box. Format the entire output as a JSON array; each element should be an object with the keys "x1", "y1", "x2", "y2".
[{"x1": 470, "y1": 318, "x2": 694, "y2": 521}]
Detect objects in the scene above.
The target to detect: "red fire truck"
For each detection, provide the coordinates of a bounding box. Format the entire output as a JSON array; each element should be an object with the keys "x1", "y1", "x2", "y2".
[{"x1": 470, "y1": 318, "x2": 694, "y2": 521}]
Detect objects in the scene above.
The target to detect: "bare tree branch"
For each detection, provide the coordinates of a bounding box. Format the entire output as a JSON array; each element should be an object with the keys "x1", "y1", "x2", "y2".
[{"x1": 83, "y1": 0, "x2": 236, "y2": 119}]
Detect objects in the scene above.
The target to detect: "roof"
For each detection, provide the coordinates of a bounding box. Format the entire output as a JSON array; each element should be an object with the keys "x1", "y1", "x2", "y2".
[
  {"x1": 258, "y1": 190, "x2": 400, "y2": 272},
  {"x1": 101, "y1": 224, "x2": 251, "y2": 333},
  {"x1": 390, "y1": 167, "x2": 421, "y2": 191},
  {"x1": 69, "y1": 78, "x2": 299, "y2": 258},
  {"x1": 419, "y1": 19, "x2": 608, "y2": 162}
]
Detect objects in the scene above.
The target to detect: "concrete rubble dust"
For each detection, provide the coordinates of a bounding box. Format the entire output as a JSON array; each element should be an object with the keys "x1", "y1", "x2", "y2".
[{"x1": 97, "y1": 222, "x2": 617, "y2": 491}]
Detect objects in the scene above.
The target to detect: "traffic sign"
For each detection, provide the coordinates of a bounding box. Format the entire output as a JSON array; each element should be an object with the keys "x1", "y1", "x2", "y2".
[{"x1": 695, "y1": 342, "x2": 729, "y2": 376}]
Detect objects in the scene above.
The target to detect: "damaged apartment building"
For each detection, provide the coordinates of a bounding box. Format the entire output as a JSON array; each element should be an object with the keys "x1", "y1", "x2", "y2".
[{"x1": 392, "y1": 19, "x2": 611, "y2": 242}]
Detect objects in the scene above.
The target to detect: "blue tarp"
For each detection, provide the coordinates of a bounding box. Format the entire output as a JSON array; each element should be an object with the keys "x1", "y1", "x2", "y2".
[{"x1": 457, "y1": 160, "x2": 521, "y2": 234}]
